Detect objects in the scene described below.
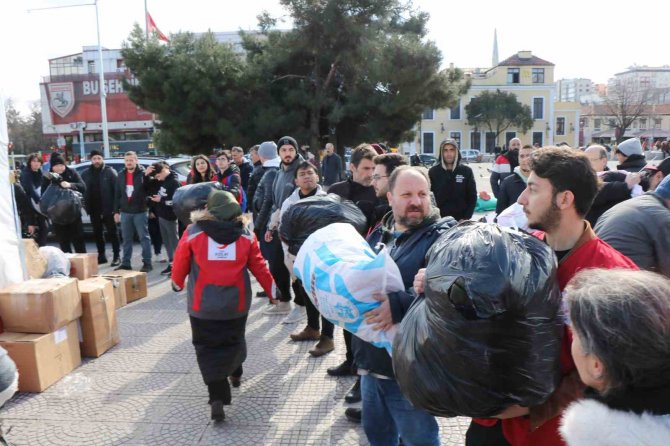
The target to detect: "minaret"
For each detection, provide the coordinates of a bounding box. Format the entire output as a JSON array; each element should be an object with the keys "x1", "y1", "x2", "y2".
[{"x1": 492, "y1": 29, "x2": 499, "y2": 67}]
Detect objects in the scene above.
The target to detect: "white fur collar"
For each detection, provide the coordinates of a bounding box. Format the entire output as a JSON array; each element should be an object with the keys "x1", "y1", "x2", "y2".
[{"x1": 560, "y1": 399, "x2": 670, "y2": 446}]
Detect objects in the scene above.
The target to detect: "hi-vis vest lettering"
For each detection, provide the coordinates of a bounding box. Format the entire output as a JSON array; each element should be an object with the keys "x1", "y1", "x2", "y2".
[{"x1": 207, "y1": 238, "x2": 236, "y2": 261}]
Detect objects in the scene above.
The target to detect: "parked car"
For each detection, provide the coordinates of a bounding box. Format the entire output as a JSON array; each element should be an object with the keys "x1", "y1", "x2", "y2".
[
  {"x1": 460, "y1": 149, "x2": 481, "y2": 162},
  {"x1": 418, "y1": 154, "x2": 438, "y2": 167}
]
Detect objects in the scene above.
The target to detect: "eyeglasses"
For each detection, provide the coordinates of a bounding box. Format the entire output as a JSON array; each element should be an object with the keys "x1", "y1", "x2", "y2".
[{"x1": 372, "y1": 174, "x2": 388, "y2": 181}]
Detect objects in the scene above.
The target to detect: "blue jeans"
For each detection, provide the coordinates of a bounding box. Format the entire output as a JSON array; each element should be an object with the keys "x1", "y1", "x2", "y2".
[
  {"x1": 120, "y1": 212, "x2": 152, "y2": 265},
  {"x1": 361, "y1": 374, "x2": 440, "y2": 446}
]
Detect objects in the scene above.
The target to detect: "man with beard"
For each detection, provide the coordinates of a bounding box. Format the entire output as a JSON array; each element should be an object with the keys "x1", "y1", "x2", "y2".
[
  {"x1": 490, "y1": 137, "x2": 521, "y2": 198},
  {"x1": 429, "y1": 138, "x2": 477, "y2": 222},
  {"x1": 356, "y1": 166, "x2": 456, "y2": 445},
  {"x1": 82, "y1": 150, "x2": 120, "y2": 265},
  {"x1": 454, "y1": 147, "x2": 638, "y2": 446},
  {"x1": 495, "y1": 145, "x2": 534, "y2": 215}
]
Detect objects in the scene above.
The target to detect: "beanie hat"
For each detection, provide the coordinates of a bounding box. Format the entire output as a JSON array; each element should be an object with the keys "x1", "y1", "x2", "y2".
[
  {"x1": 617, "y1": 138, "x2": 642, "y2": 157},
  {"x1": 89, "y1": 149, "x2": 103, "y2": 158},
  {"x1": 258, "y1": 141, "x2": 278, "y2": 160},
  {"x1": 50, "y1": 152, "x2": 65, "y2": 167},
  {"x1": 207, "y1": 190, "x2": 242, "y2": 221},
  {"x1": 655, "y1": 173, "x2": 670, "y2": 200},
  {"x1": 277, "y1": 136, "x2": 299, "y2": 152}
]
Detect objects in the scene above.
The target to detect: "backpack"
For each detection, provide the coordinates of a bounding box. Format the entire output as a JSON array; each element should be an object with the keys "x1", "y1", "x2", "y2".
[{"x1": 221, "y1": 174, "x2": 247, "y2": 212}]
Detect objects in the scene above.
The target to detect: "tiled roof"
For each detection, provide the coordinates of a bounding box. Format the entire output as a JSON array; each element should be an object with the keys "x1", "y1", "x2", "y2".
[{"x1": 498, "y1": 54, "x2": 554, "y2": 67}]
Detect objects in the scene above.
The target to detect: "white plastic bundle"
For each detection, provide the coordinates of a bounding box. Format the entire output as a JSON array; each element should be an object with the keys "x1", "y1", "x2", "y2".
[{"x1": 293, "y1": 223, "x2": 404, "y2": 353}]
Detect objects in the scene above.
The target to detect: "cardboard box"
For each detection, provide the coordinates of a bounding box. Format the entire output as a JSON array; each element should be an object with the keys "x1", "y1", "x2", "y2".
[
  {"x1": 98, "y1": 276, "x2": 128, "y2": 309},
  {"x1": 78, "y1": 278, "x2": 119, "y2": 357},
  {"x1": 67, "y1": 254, "x2": 98, "y2": 280},
  {"x1": 22, "y1": 239, "x2": 47, "y2": 279},
  {"x1": 99, "y1": 271, "x2": 147, "y2": 303},
  {"x1": 0, "y1": 320, "x2": 81, "y2": 392},
  {"x1": 0, "y1": 278, "x2": 82, "y2": 333}
]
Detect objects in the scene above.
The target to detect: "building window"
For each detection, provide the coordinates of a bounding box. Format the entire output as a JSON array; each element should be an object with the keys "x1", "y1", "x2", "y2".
[
  {"x1": 422, "y1": 109, "x2": 434, "y2": 120},
  {"x1": 532, "y1": 68, "x2": 545, "y2": 84},
  {"x1": 507, "y1": 68, "x2": 520, "y2": 84},
  {"x1": 655, "y1": 119, "x2": 662, "y2": 129},
  {"x1": 422, "y1": 132, "x2": 434, "y2": 154},
  {"x1": 533, "y1": 97, "x2": 544, "y2": 120},
  {"x1": 556, "y1": 117, "x2": 566, "y2": 135},
  {"x1": 532, "y1": 132, "x2": 543, "y2": 147},
  {"x1": 449, "y1": 99, "x2": 461, "y2": 120},
  {"x1": 485, "y1": 132, "x2": 496, "y2": 153},
  {"x1": 639, "y1": 118, "x2": 647, "y2": 130},
  {"x1": 594, "y1": 118, "x2": 601, "y2": 130},
  {"x1": 449, "y1": 131, "x2": 461, "y2": 149},
  {"x1": 87, "y1": 60, "x2": 96, "y2": 74},
  {"x1": 470, "y1": 131, "x2": 481, "y2": 150}
]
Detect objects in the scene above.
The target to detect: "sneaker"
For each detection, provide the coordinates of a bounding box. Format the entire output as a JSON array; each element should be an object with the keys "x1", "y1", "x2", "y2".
[
  {"x1": 115, "y1": 264, "x2": 132, "y2": 271},
  {"x1": 263, "y1": 301, "x2": 291, "y2": 315},
  {"x1": 140, "y1": 262, "x2": 153, "y2": 273},
  {"x1": 289, "y1": 326, "x2": 320, "y2": 342},
  {"x1": 255, "y1": 290, "x2": 267, "y2": 298},
  {"x1": 160, "y1": 264, "x2": 172, "y2": 275},
  {"x1": 344, "y1": 407, "x2": 361, "y2": 423},
  {"x1": 110, "y1": 257, "x2": 121, "y2": 267},
  {"x1": 327, "y1": 360, "x2": 355, "y2": 377},
  {"x1": 210, "y1": 400, "x2": 225, "y2": 422},
  {"x1": 282, "y1": 305, "x2": 306, "y2": 324},
  {"x1": 97, "y1": 255, "x2": 108, "y2": 265},
  {"x1": 344, "y1": 378, "x2": 361, "y2": 403},
  {"x1": 308, "y1": 335, "x2": 335, "y2": 357}
]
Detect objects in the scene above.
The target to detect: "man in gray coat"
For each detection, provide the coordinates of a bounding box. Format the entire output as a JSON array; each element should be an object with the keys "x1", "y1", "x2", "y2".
[{"x1": 595, "y1": 173, "x2": 670, "y2": 277}]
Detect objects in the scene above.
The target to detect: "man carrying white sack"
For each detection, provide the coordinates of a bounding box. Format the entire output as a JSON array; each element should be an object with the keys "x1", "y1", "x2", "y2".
[{"x1": 358, "y1": 166, "x2": 456, "y2": 446}]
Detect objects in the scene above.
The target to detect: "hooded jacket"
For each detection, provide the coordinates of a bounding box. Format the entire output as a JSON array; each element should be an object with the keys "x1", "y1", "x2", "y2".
[
  {"x1": 171, "y1": 209, "x2": 275, "y2": 320},
  {"x1": 147, "y1": 172, "x2": 181, "y2": 221},
  {"x1": 428, "y1": 142, "x2": 477, "y2": 221},
  {"x1": 353, "y1": 210, "x2": 456, "y2": 378},
  {"x1": 271, "y1": 154, "x2": 304, "y2": 215},
  {"x1": 616, "y1": 154, "x2": 647, "y2": 172},
  {"x1": 253, "y1": 157, "x2": 281, "y2": 234},
  {"x1": 81, "y1": 162, "x2": 118, "y2": 215}
]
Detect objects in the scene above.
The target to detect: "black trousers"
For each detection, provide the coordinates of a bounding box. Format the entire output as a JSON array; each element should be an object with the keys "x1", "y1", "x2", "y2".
[
  {"x1": 35, "y1": 214, "x2": 49, "y2": 247},
  {"x1": 465, "y1": 421, "x2": 510, "y2": 446},
  {"x1": 53, "y1": 218, "x2": 86, "y2": 253},
  {"x1": 148, "y1": 215, "x2": 162, "y2": 255},
  {"x1": 300, "y1": 279, "x2": 334, "y2": 338},
  {"x1": 269, "y1": 235, "x2": 291, "y2": 302},
  {"x1": 90, "y1": 211, "x2": 119, "y2": 258},
  {"x1": 207, "y1": 364, "x2": 243, "y2": 405}
]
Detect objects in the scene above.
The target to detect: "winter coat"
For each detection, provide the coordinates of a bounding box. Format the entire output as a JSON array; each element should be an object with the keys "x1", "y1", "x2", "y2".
[
  {"x1": 247, "y1": 161, "x2": 264, "y2": 215},
  {"x1": 271, "y1": 155, "x2": 304, "y2": 215},
  {"x1": 235, "y1": 160, "x2": 253, "y2": 192},
  {"x1": 253, "y1": 158, "x2": 281, "y2": 234},
  {"x1": 81, "y1": 163, "x2": 118, "y2": 215},
  {"x1": 41, "y1": 165, "x2": 86, "y2": 195},
  {"x1": 490, "y1": 150, "x2": 519, "y2": 198},
  {"x1": 147, "y1": 172, "x2": 181, "y2": 221},
  {"x1": 585, "y1": 171, "x2": 632, "y2": 227},
  {"x1": 616, "y1": 154, "x2": 647, "y2": 172},
  {"x1": 321, "y1": 153, "x2": 344, "y2": 186},
  {"x1": 114, "y1": 166, "x2": 148, "y2": 214},
  {"x1": 429, "y1": 145, "x2": 477, "y2": 221},
  {"x1": 218, "y1": 165, "x2": 245, "y2": 211},
  {"x1": 327, "y1": 178, "x2": 379, "y2": 231},
  {"x1": 13, "y1": 182, "x2": 36, "y2": 228},
  {"x1": 171, "y1": 210, "x2": 275, "y2": 321},
  {"x1": 352, "y1": 210, "x2": 456, "y2": 378},
  {"x1": 495, "y1": 169, "x2": 527, "y2": 215},
  {"x1": 560, "y1": 388, "x2": 670, "y2": 446},
  {"x1": 595, "y1": 193, "x2": 670, "y2": 277},
  {"x1": 20, "y1": 166, "x2": 44, "y2": 207}
]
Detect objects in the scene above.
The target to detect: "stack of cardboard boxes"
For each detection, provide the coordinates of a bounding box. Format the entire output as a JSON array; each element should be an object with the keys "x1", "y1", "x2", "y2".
[{"x1": 0, "y1": 241, "x2": 149, "y2": 393}]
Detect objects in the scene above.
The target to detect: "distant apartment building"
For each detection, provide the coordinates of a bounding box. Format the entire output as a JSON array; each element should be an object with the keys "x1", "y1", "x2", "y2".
[
  {"x1": 610, "y1": 65, "x2": 670, "y2": 105},
  {"x1": 557, "y1": 78, "x2": 594, "y2": 102}
]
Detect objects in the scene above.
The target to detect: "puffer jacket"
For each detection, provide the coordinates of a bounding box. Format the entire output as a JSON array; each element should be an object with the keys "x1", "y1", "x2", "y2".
[
  {"x1": 253, "y1": 158, "x2": 281, "y2": 234},
  {"x1": 171, "y1": 210, "x2": 275, "y2": 320}
]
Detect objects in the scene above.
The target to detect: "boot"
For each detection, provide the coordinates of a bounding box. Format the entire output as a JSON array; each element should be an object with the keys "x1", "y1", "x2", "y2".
[
  {"x1": 344, "y1": 377, "x2": 361, "y2": 403},
  {"x1": 97, "y1": 254, "x2": 108, "y2": 265},
  {"x1": 210, "y1": 400, "x2": 225, "y2": 421},
  {"x1": 308, "y1": 335, "x2": 334, "y2": 357},
  {"x1": 290, "y1": 326, "x2": 320, "y2": 342}
]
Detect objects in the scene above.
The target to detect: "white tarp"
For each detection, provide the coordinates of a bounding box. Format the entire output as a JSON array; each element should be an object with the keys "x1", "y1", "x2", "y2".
[{"x1": 0, "y1": 94, "x2": 24, "y2": 288}]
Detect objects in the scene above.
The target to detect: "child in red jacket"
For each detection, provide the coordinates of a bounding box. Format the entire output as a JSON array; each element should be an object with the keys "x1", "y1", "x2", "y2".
[{"x1": 172, "y1": 190, "x2": 277, "y2": 422}]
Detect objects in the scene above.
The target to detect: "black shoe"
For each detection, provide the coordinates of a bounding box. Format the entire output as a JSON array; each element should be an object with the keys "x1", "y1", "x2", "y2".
[
  {"x1": 140, "y1": 262, "x2": 153, "y2": 273},
  {"x1": 327, "y1": 360, "x2": 355, "y2": 377},
  {"x1": 160, "y1": 265, "x2": 172, "y2": 275},
  {"x1": 98, "y1": 255, "x2": 108, "y2": 265},
  {"x1": 115, "y1": 264, "x2": 132, "y2": 271},
  {"x1": 110, "y1": 257, "x2": 121, "y2": 267},
  {"x1": 344, "y1": 407, "x2": 361, "y2": 423},
  {"x1": 210, "y1": 400, "x2": 225, "y2": 422},
  {"x1": 344, "y1": 378, "x2": 361, "y2": 403},
  {"x1": 229, "y1": 376, "x2": 241, "y2": 388},
  {"x1": 256, "y1": 290, "x2": 267, "y2": 297}
]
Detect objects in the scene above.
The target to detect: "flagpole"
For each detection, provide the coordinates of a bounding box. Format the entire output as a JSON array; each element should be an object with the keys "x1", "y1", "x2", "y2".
[{"x1": 144, "y1": 0, "x2": 148, "y2": 40}]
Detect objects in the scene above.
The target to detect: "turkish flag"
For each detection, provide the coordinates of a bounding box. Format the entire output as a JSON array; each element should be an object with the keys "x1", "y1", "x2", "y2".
[{"x1": 146, "y1": 12, "x2": 169, "y2": 42}]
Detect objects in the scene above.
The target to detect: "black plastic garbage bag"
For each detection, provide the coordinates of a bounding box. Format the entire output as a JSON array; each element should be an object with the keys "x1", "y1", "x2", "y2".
[
  {"x1": 280, "y1": 194, "x2": 367, "y2": 255},
  {"x1": 393, "y1": 221, "x2": 563, "y2": 418},
  {"x1": 39, "y1": 185, "x2": 82, "y2": 225},
  {"x1": 173, "y1": 181, "x2": 223, "y2": 225}
]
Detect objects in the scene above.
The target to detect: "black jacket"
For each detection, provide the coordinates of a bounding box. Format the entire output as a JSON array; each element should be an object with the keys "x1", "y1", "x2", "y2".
[
  {"x1": 20, "y1": 166, "x2": 44, "y2": 205},
  {"x1": 235, "y1": 161, "x2": 253, "y2": 192},
  {"x1": 41, "y1": 166, "x2": 86, "y2": 195},
  {"x1": 81, "y1": 163, "x2": 118, "y2": 215},
  {"x1": 327, "y1": 178, "x2": 378, "y2": 231},
  {"x1": 586, "y1": 171, "x2": 631, "y2": 227},
  {"x1": 114, "y1": 166, "x2": 148, "y2": 214},
  {"x1": 253, "y1": 161, "x2": 280, "y2": 234},
  {"x1": 617, "y1": 154, "x2": 647, "y2": 172},
  {"x1": 14, "y1": 182, "x2": 36, "y2": 227},
  {"x1": 353, "y1": 211, "x2": 457, "y2": 378},
  {"x1": 321, "y1": 153, "x2": 344, "y2": 186},
  {"x1": 247, "y1": 161, "x2": 264, "y2": 215},
  {"x1": 428, "y1": 149, "x2": 477, "y2": 221},
  {"x1": 147, "y1": 172, "x2": 181, "y2": 221},
  {"x1": 496, "y1": 171, "x2": 527, "y2": 215}
]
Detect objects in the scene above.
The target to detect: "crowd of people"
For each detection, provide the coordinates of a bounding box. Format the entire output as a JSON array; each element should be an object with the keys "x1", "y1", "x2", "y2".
[{"x1": 9, "y1": 135, "x2": 670, "y2": 445}]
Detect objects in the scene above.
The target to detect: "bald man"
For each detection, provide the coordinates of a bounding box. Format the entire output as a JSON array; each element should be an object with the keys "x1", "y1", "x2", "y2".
[{"x1": 321, "y1": 143, "x2": 344, "y2": 187}]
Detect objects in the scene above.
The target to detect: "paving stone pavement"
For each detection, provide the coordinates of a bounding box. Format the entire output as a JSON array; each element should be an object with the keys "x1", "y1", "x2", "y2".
[{"x1": 1, "y1": 246, "x2": 470, "y2": 445}]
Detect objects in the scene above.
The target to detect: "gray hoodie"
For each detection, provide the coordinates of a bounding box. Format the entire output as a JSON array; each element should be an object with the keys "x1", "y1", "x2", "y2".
[{"x1": 271, "y1": 154, "x2": 304, "y2": 213}]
